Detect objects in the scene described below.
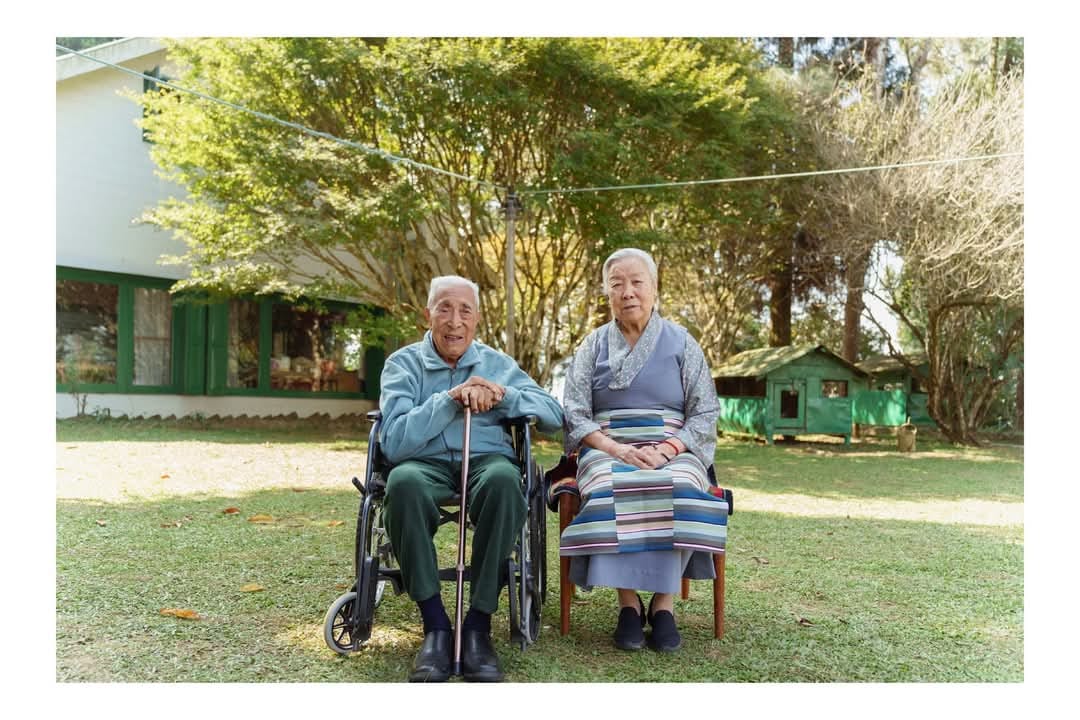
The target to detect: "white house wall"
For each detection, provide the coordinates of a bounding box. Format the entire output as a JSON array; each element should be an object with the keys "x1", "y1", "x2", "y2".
[
  {"x1": 56, "y1": 40, "x2": 381, "y2": 420},
  {"x1": 56, "y1": 44, "x2": 190, "y2": 279}
]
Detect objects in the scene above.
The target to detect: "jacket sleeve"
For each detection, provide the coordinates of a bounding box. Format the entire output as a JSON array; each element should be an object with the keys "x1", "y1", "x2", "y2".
[
  {"x1": 494, "y1": 362, "x2": 564, "y2": 434},
  {"x1": 378, "y1": 354, "x2": 459, "y2": 465}
]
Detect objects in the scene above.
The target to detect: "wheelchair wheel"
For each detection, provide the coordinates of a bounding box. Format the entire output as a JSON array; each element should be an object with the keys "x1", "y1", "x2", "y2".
[{"x1": 324, "y1": 591, "x2": 360, "y2": 655}]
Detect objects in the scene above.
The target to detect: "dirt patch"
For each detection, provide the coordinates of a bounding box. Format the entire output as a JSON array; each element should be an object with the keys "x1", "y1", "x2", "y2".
[{"x1": 56, "y1": 440, "x2": 369, "y2": 503}]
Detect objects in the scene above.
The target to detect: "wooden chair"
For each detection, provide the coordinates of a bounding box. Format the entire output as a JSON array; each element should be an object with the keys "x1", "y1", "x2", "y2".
[{"x1": 548, "y1": 458, "x2": 732, "y2": 639}]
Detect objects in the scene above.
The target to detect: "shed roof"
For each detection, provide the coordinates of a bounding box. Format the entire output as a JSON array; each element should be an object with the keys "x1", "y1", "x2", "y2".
[
  {"x1": 713, "y1": 344, "x2": 869, "y2": 379},
  {"x1": 856, "y1": 351, "x2": 929, "y2": 374}
]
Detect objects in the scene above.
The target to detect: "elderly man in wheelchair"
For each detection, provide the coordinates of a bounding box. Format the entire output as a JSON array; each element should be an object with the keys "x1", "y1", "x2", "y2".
[{"x1": 325, "y1": 275, "x2": 562, "y2": 682}]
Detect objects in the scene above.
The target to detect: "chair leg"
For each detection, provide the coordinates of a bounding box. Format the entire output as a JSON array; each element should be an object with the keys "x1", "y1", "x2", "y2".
[
  {"x1": 714, "y1": 552, "x2": 726, "y2": 639},
  {"x1": 558, "y1": 494, "x2": 579, "y2": 636},
  {"x1": 681, "y1": 577, "x2": 690, "y2": 600}
]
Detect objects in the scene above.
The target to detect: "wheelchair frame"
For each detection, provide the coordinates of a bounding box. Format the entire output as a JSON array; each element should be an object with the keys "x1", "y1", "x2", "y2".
[{"x1": 324, "y1": 410, "x2": 547, "y2": 656}]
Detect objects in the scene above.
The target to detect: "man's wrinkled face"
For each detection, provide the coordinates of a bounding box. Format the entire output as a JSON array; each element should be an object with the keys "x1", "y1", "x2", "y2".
[{"x1": 424, "y1": 285, "x2": 479, "y2": 366}]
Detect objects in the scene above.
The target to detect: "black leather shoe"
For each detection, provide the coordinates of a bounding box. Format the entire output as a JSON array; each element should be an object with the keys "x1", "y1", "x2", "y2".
[
  {"x1": 613, "y1": 604, "x2": 645, "y2": 650},
  {"x1": 647, "y1": 610, "x2": 682, "y2": 652},
  {"x1": 461, "y1": 629, "x2": 504, "y2": 682},
  {"x1": 408, "y1": 629, "x2": 452, "y2": 682}
]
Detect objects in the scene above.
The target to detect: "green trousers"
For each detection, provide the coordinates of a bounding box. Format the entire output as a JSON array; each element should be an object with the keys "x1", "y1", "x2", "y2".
[{"x1": 383, "y1": 454, "x2": 526, "y2": 614}]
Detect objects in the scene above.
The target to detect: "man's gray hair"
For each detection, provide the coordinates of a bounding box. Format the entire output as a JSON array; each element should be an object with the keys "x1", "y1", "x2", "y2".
[
  {"x1": 427, "y1": 275, "x2": 481, "y2": 310},
  {"x1": 602, "y1": 247, "x2": 659, "y2": 289}
]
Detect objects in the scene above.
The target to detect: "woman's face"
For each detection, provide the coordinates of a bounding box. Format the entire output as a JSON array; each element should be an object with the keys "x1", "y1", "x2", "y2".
[{"x1": 606, "y1": 258, "x2": 656, "y2": 329}]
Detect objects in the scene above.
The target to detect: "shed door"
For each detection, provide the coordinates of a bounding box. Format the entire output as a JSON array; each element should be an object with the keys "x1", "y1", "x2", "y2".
[{"x1": 773, "y1": 379, "x2": 806, "y2": 430}]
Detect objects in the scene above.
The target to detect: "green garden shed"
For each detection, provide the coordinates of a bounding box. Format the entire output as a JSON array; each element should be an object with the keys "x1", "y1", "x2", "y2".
[
  {"x1": 853, "y1": 352, "x2": 934, "y2": 427},
  {"x1": 713, "y1": 344, "x2": 870, "y2": 444}
]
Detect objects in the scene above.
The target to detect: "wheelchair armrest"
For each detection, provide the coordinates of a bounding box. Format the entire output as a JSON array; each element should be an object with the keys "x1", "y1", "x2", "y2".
[
  {"x1": 366, "y1": 409, "x2": 382, "y2": 422},
  {"x1": 501, "y1": 414, "x2": 538, "y2": 430}
]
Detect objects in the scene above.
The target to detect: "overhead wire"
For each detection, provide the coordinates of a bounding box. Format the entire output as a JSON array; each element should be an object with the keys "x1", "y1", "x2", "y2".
[
  {"x1": 55, "y1": 43, "x2": 508, "y2": 193},
  {"x1": 519, "y1": 152, "x2": 1023, "y2": 197}
]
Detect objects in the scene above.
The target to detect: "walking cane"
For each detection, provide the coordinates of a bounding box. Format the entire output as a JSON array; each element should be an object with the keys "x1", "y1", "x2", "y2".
[{"x1": 452, "y1": 406, "x2": 472, "y2": 676}]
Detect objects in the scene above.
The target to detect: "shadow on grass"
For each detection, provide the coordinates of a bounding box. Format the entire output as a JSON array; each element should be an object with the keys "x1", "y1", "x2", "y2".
[{"x1": 57, "y1": 485, "x2": 1023, "y2": 682}]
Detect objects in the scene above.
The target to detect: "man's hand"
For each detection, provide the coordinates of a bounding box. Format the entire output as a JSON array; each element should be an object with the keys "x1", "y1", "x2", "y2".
[{"x1": 449, "y1": 376, "x2": 505, "y2": 413}]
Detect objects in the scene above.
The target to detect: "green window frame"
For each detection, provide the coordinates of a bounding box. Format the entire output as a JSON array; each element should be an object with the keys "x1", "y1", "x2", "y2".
[
  {"x1": 56, "y1": 266, "x2": 182, "y2": 394},
  {"x1": 205, "y1": 296, "x2": 382, "y2": 401}
]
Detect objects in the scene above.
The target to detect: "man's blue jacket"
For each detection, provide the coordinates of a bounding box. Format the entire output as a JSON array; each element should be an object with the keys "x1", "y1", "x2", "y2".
[{"x1": 378, "y1": 331, "x2": 563, "y2": 465}]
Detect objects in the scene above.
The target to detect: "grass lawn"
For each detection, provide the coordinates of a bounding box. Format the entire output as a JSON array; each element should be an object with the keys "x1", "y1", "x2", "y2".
[{"x1": 56, "y1": 418, "x2": 1023, "y2": 682}]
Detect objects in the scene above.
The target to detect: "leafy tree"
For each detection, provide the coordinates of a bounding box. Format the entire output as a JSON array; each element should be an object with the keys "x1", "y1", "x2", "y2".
[{"x1": 139, "y1": 37, "x2": 778, "y2": 381}]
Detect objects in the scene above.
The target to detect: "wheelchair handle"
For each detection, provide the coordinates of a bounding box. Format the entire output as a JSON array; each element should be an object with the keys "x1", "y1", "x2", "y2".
[{"x1": 351, "y1": 476, "x2": 365, "y2": 496}]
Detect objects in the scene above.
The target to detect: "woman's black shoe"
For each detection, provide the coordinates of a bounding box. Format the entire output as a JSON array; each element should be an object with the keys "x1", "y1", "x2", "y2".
[
  {"x1": 613, "y1": 602, "x2": 646, "y2": 650},
  {"x1": 647, "y1": 610, "x2": 682, "y2": 652}
]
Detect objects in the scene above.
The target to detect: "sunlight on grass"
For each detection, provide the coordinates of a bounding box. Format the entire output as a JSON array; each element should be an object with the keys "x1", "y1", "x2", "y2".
[
  {"x1": 739, "y1": 489, "x2": 1022, "y2": 525},
  {"x1": 282, "y1": 622, "x2": 419, "y2": 655}
]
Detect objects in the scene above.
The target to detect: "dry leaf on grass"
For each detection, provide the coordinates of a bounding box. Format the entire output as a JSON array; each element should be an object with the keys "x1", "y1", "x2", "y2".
[
  {"x1": 160, "y1": 522, "x2": 182, "y2": 529},
  {"x1": 222, "y1": 507, "x2": 240, "y2": 514},
  {"x1": 796, "y1": 617, "x2": 815, "y2": 627},
  {"x1": 247, "y1": 514, "x2": 275, "y2": 523},
  {"x1": 327, "y1": 520, "x2": 344, "y2": 527},
  {"x1": 290, "y1": 487, "x2": 307, "y2": 493},
  {"x1": 160, "y1": 473, "x2": 171, "y2": 479},
  {"x1": 752, "y1": 556, "x2": 770, "y2": 565},
  {"x1": 95, "y1": 520, "x2": 107, "y2": 527},
  {"x1": 239, "y1": 584, "x2": 265, "y2": 593},
  {"x1": 160, "y1": 608, "x2": 200, "y2": 620}
]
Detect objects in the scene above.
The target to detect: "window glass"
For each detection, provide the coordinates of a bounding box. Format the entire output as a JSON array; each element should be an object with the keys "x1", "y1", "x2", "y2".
[
  {"x1": 228, "y1": 299, "x2": 260, "y2": 389},
  {"x1": 133, "y1": 287, "x2": 172, "y2": 385},
  {"x1": 821, "y1": 380, "x2": 849, "y2": 398},
  {"x1": 270, "y1": 305, "x2": 362, "y2": 393},
  {"x1": 56, "y1": 280, "x2": 118, "y2": 384}
]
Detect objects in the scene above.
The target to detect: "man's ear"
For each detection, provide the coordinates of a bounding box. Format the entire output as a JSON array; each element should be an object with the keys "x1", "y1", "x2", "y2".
[{"x1": 423, "y1": 307, "x2": 431, "y2": 324}]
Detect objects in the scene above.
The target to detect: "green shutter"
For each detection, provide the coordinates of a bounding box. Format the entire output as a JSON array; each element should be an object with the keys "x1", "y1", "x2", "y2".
[
  {"x1": 206, "y1": 303, "x2": 229, "y2": 395},
  {"x1": 363, "y1": 346, "x2": 385, "y2": 400}
]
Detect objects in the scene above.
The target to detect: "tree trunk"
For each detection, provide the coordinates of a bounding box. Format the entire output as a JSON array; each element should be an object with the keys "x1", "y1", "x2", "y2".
[
  {"x1": 779, "y1": 38, "x2": 795, "y2": 69},
  {"x1": 1016, "y1": 364, "x2": 1024, "y2": 431},
  {"x1": 841, "y1": 251, "x2": 870, "y2": 362},
  {"x1": 767, "y1": 259, "x2": 793, "y2": 347}
]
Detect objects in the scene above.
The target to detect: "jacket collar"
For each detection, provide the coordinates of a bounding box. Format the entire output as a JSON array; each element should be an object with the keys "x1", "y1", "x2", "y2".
[{"x1": 420, "y1": 330, "x2": 482, "y2": 371}]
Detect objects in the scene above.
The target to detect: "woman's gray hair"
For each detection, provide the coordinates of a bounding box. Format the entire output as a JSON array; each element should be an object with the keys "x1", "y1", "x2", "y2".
[
  {"x1": 427, "y1": 275, "x2": 481, "y2": 310},
  {"x1": 602, "y1": 247, "x2": 658, "y2": 289}
]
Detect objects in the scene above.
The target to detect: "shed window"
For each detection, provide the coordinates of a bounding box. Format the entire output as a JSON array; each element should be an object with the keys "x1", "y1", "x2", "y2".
[
  {"x1": 780, "y1": 389, "x2": 800, "y2": 418},
  {"x1": 716, "y1": 377, "x2": 767, "y2": 397},
  {"x1": 821, "y1": 380, "x2": 848, "y2": 398}
]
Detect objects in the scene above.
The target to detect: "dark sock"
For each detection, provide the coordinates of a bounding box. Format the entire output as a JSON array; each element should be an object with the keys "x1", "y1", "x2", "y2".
[
  {"x1": 461, "y1": 607, "x2": 491, "y2": 634},
  {"x1": 418, "y1": 594, "x2": 451, "y2": 634}
]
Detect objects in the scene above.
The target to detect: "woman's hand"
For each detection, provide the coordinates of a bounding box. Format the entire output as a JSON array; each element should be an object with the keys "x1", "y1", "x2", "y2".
[{"x1": 610, "y1": 442, "x2": 666, "y2": 469}]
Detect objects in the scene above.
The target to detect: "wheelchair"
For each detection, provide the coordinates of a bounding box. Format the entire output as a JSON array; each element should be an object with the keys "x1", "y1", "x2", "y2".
[{"x1": 324, "y1": 410, "x2": 548, "y2": 655}]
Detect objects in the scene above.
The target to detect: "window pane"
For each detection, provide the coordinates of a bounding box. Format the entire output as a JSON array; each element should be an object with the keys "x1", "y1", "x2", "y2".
[
  {"x1": 228, "y1": 300, "x2": 260, "y2": 389},
  {"x1": 133, "y1": 287, "x2": 172, "y2": 386},
  {"x1": 270, "y1": 305, "x2": 360, "y2": 393},
  {"x1": 56, "y1": 280, "x2": 118, "y2": 384},
  {"x1": 821, "y1": 380, "x2": 848, "y2": 398}
]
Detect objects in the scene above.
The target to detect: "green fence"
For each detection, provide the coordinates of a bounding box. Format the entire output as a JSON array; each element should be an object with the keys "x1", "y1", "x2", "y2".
[
  {"x1": 717, "y1": 397, "x2": 768, "y2": 435},
  {"x1": 852, "y1": 390, "x2": 933, "y2": 426}
]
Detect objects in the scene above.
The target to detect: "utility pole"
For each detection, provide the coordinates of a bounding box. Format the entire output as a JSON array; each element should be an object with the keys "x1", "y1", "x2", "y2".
[{"x1": 502, "y1": 188, "x2": 521, "y2": 357}]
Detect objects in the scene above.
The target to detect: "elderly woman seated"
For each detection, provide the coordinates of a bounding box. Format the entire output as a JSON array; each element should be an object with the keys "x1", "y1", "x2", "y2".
[{"x1": 559, "y1": 247, "x2": 728, "y2": 652}]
